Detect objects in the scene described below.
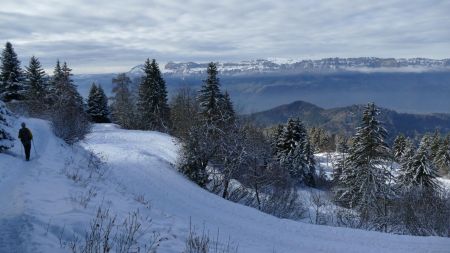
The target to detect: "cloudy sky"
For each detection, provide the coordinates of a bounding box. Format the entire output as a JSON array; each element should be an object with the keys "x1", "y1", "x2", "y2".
[{"x1": 1, "y1": 0, "x2": 449, "y2": 73}]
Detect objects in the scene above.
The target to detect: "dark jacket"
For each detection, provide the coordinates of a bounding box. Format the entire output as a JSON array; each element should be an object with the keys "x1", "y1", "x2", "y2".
[{"x1": 18, "y1": 127, "x2": 33, "y2": 145}]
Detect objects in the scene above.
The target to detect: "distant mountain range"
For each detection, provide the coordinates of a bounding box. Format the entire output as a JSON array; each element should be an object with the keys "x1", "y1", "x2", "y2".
[
  {"x1": 72, "y1": 57, "x2": 450, "y2": 114},
  {"x1": 249, "y1": 100, "x2": 450, "y2": 139},
  {"x1": 129, "y1": 57, "x2": 450, "y2": 76}
]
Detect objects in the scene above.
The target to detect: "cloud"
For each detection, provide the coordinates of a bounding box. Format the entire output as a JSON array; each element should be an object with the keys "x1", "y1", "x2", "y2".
[{"x1": 1, "y1": 0, "x2": 449, "y2": 73}]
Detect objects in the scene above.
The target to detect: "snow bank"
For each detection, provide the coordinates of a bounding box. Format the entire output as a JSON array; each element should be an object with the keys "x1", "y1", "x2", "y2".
[{"x1": 0, "y1": 121, "x2": 449, "y2": 252}]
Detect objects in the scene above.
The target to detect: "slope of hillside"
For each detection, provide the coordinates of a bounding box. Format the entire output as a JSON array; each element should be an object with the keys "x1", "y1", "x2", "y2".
[
  {"x1": 250, "y1": 100, "x2": 450, "y2": 138},
  {"x1": 1, "y1": 119, "x2": 449, "y2": 252}
]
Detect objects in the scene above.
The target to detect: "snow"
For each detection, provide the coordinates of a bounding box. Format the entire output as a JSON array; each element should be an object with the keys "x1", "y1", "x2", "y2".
[{"x1": 1, "y1": 119, "x2": 449, "y2": 252}]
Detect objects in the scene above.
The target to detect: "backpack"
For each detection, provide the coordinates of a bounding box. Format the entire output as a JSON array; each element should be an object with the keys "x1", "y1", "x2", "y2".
[{"x1": 20, "y1": 128, "x2": 32, "y2": 143}]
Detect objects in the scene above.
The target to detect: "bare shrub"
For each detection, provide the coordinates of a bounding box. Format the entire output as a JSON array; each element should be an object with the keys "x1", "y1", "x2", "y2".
[
  {"x1": 51, "y1": 105, "x2": 91, "y2": 145},
  {"x1": 134, "y1": 194, "x2": 151, "y2": 209},
  {"x1": 64, "y1": 163, "x2": 83, "y2": 184},
  {"x1": 260, "y1": 187, "x2": 306, "y2": 220},
  {"x1": 336, "y1": 209, "x2": 362, "y2": 229},
  {"x1": 389, "y1": 188, "x2": 450, "y2": 236},
  {"x1": 70, "y1": 187, "x2": 98, "y2": 209},
  {"x1": 62, "y1": 151, "x2": 108, "y2": 187},
  {"x1": 184, "y1": 221, "x2": 238, "y2": 253},
  {"x1": 62, "y1": 206, "x2": 162, "y2": 253},
  {"x1": 86, "y1": 151, "x2": 108, "y2": 180},
  {"x1": 309, "y1": 191, "x2": 330, "y2": 225}
]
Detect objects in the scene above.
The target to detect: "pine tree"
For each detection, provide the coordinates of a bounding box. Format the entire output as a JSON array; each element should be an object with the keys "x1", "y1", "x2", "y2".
[
  {"x1": 285, "y1": 138, "x2": 316, "y2": 186},
  {"x1": 435, "y1": 135, "x2": 450, "y2": 176},
  {"x1": 197, "y1": 62, "x2": 223, "y2": 126},
  {"x1": 430, "y1": 130, "x2": 441, "y2": 160},
  {"x1": 220, "y1": 91, "x2": 236, "y2": 126},
  {"x1": 45, "y1": 60, "x2": 63, "y2": 107},
  {"x1": 136, "y1": 59, "x2": 170, "y2": 131},
  {"x1": 0, "y1": 100, "x2": 14, "y2": 152},
  {"x1": 111, "y1": 73, "x2": 135, "y2": 129},
  {"x1": 87, "y1": 83, "x2": 110, "y2": 123},
  {"x1": 271, "y1": 124, "x2": 284, "y2": 156},
  {"x1": 277, "y1": 118, "x2": 307, "y2": 161},
  {"x1": 334, "y1": 103, "x2": 391, "y2": 221},
  {"x1": 24, "y1": 56, "x2": 48, "y2": 114},
  {"x1": 179, "y1": 125, "x2": 210, "y2": 187},
  {"x1": 333, "y1": 135, "x2": 349, "y2": 183},
  {"x1": 50, "y1": 61, "x2": 90, "y2": 144},
  {"x1": 276, "y1": 118, "x2": 316, "y2": 186},
  {"x1": 398, "y1": 136, "x2": 440, "y2": 191},
  {"x1": 0, "y1": 42, "x2": 25, "y2": 101},
  {"x1": 393, "y1": 134, "x2": 407, "y2": 162},
  {"x1": 25, "y1": 56, "x2": 46, "y2": 100}
]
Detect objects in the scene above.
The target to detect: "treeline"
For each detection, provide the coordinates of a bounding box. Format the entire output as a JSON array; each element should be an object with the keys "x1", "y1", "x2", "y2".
[
  {"x1": 333, "y1": 103, "x2": 450, "y2": 236},
  {"x1": 0, "y1": 42, "x2": 89, "y2": 144},
  {"x1": 0, "y1": 42, "x2": 173, "y2": 144}
]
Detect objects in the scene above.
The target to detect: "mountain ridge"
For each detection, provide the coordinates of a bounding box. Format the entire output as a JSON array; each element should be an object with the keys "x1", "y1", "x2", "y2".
[
  {"x1": 249, "y1": 100, "x2": 450, "y2": 138},
  {"x1": 130, "y1": 57, "x2": 450, "y2": 76}
]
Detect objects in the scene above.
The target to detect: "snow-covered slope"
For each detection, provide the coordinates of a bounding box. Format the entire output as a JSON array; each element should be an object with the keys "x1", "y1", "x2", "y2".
[{"x1": 1, "y1": 120, "x2": 449, "y2": 252}]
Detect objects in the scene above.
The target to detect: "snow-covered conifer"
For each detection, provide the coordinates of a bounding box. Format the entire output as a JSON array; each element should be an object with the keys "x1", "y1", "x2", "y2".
[
  {"x1": 393, "y1": 134, "x2": 407, "y2": 162},
  {"x1": 50, "y1": 61, "x2": 90, "y2": 144},
  {"x1": 435, "y1": 135, "x2": 450, "y2": 176},
  {"x1": 24, "y1": 56, "x2": 48, "y2": 113},
  {"x1": 399, "y1": 136, "x2": 440, "y2": 191},
  {"x1": 197, "y1": 62, "x2": 223, "y2": 126},
  {"x1": 0, "y1": 100, "x2": 14, "y2": 152},
  {"x1": 136, "y1": 59, "x2": 170, "y2": 131},
  {"x1": 334, "y1": 103, "x2": 391, "y2": 221},
  {"x1": 0, "y1": 42, "x2": 25, "y2": 101},
  {"x1": 87, "y1": 83, "x2": 110, "y2": 123}
]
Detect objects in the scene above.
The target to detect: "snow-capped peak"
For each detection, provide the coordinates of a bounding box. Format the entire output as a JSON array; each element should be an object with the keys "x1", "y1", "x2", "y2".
[{"x1": 127, "y1": 57, "x2": 450, "y2": 77}]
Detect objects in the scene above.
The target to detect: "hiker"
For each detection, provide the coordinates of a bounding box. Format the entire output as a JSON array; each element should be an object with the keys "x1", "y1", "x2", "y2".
[{"x1": 18, "y1": 122, "x2": 33, "y2": 161}]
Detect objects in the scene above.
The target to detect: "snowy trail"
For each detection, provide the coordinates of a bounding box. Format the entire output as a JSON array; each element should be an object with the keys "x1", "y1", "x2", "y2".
[
  {"x1": 0, "y1": 119, "x2": 53, "y2": 253},
  {"x1": 82, "y1": 124, "x2": 450, "y2": 253}
]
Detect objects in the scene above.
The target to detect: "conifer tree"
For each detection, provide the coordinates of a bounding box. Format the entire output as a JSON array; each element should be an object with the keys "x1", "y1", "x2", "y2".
[
  {"x1": 45, "y1": 60, "x2": 63, "y2": 107},
  {"x1": 197, "y1": 62, "x2": 223, "y2": 126},
  {"x1": 276, "y1": 118, "x2": 316, "y2": 186},
  {"x1": 398, "y1": 136, "x2": 440, "y2": 191},
  {"x1": 179, "y1": 125, "x2": 210, "y2": 187},
  {"x1": 50, "y1": 61, "x2": 90, "y2": 144},
  {"x1": 24, "y1": 56, "x2": 48, "y2": 114},
  {"x1": 334, "y1": 103, "x2": 391, "y2": 221},
  {"x1": 220, "y1": 91, "x2": 236, "y2": 126},
  {"x1": 435, "y1": 135, "x2": 450, "y2": 176},
  {"x1": 111, "y1": 73, "x2": 135, "y2": 129},
  {"x1": 271, "y1": 124, "x2": 284, "y2": 156},
  {"x1": 25, "y1": 56, "x2": 47, "y2": 100},
  {"x1": 333, "y1": 136, "x2": 349, "y2": 183},
  {"x1": 393, "y1": 134, "x2": 407, "y2": 162},
  {"x1": 0, "y1": 100, "x2": 14, "y2": 152},
  {"x1": 87, "y1": 83, "x2": 109, "y2": 123},
  {"x1": 276, "y1": 118, "x2": 307, "y2": 161},
  {"x1": 0, "y1": 42, "x2": 24, "y2": 101},
  {"x1": 430, "y1": 130, "x2": 441, "y2": 160},
  {"x1": 136, "y1": 59, "x2": 170, "y2": 131}
]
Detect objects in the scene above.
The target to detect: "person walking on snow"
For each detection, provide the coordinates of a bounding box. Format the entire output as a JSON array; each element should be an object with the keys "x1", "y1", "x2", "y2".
[{"x1": 18, "y1": 122, "x2": 33, "y2": 161}]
